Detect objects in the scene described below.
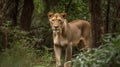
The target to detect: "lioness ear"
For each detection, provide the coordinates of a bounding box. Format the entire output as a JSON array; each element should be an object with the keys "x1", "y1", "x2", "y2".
[
  {"x1": 60, "y1": 12, "x2": 67, "y2": 18},
  {"x1": 48, "y1": 12, "x2": 54, "y2": 18}
]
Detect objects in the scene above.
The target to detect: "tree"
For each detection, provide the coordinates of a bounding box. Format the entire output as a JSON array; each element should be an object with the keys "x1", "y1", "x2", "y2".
[
  {"x1": 112, "y1": 0, "x2": 120, "y2": 37},
  {"x1": 88, "y1": 0, "x2": 104, "y2": 47},
  {"x1": 11, "y1": 0, "x2": 19, "y2": 26},
  {"x1": 0, "y1": 0, "x2": 7, "y2": 49},
  {"x1": 0, "y1": 0, "x2": 5, "y2": 25},
  {"x1": 65, "y1": 0, "x2": 72, "y2": 13},
  {"x1": 20, "y1": 0, "x2": 34, "y2": 31},
  {"x1": 3, "y1": 0, "x2": 19, "y2": 26},
  {"x1": 105, "y1": 0, "x2": 111, "y2": 33}
]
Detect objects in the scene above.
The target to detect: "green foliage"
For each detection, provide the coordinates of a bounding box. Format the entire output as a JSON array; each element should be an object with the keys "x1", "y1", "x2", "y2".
[
  {"x1": 0, "y1": 24, "x2": 54, "y2": 67},
  {"x1": 72, "y1": 34, "x2": 120, "y2": 67},
  {"x1": 0, "y1": 24, "x2": 38, "y2": 67},
  {"x1": 0, "y1": 45, "x2": 36, "y2": 67},
  {"x1": 50, "y1": 0, "x2": 90, "y2": 21},
  {"x1": 1, "y1": 0, "x2": 120, "y2": 67},
  {"x1": 34, "y1": 0, "x2": 44, "y2": 16},
  {"x1": 34, "y1": 46, "x2": 54, "y2": 67}
]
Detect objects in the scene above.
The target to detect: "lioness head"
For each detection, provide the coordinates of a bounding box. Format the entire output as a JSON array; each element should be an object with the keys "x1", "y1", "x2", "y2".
[{"x1": 48, "y1": 12, "x2": 67, "y2": 33}]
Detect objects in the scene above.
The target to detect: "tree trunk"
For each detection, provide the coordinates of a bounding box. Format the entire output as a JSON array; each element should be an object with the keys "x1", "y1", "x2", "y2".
[
  {"x1": 1, "y1": 30, "x2": 7, "y2": 49},
  {"x1": 65, "y1": 0, "x2": 72, "y2": 13},
  {"x1": 0, "y1": 0, "x2": 7, "y2": 50},
  {"x1": 88, "y1": 0, "x2": 104, "y2": 47},
  {"x1": 11, "y1": 0, "x2": 19, "y2": 26},
  {"x1": 0, "y1": 0, "x2": 6, "y2": 26},
  {"x1": 105, "y1": 0, "x2": 111, "y2": 33},
  {"x1": 20, "y1": 0, "x2": 34, "y2": 31},
  {"x1": 4, "y1": 0, "x2": 19, "y2": 26},
  {"x1": 0, "y1": 0, "x2": 4, "y2": 15},
  {"x1": 112, "y1": 0, "x2": 120, "y2": 37}
]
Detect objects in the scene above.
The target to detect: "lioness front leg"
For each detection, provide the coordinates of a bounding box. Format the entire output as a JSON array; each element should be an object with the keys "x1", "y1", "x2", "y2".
[
  {"x1": 54, "y1": 45, "x2": 61, "y2": 67},
  {"x1": 64, "y1": 44, "x2": 72, "y2": 67}
]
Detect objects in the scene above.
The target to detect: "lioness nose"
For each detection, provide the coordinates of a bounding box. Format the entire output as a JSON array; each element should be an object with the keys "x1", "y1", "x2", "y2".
[{"x1": 54, "y1": 25, "x2": 58, "y2": 28}]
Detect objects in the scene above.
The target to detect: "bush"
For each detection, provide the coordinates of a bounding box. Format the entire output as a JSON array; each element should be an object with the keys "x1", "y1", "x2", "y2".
[
  {"x1": 0, "y1": 45, "x2": 36, "y2": 67},
  {"x1": 72, "y1": 34, "x2": 120, "y2": 67},
  {"x1": 0, "y1": 22, "x2": 54, "y2": 67},
  {"x1": 34, "y1": 46, "x2": 54, "y2": 67},
  {"x1": 0, "y1": 25, "x2": 38, "y2": 67}
]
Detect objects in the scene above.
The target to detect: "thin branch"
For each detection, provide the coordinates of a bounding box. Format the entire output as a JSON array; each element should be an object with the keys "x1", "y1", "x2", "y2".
[{"x1": 65, "y1": 0, "x2": 72, "y2": 13}]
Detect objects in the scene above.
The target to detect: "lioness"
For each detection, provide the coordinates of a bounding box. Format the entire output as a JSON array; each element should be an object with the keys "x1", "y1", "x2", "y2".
[{"x1": 48, "y1": 12, "x2": 92, "y2": 67}]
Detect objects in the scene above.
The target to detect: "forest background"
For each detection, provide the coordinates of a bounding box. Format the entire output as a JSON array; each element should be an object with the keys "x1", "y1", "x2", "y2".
[{"x1": 0, "y1": 0, "x2": 120, "y2": 67}]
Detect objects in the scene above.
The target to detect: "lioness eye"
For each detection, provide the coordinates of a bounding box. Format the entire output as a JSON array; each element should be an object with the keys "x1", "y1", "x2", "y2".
[
  {"x1": 52, "y1": 19, "x2": 54, "y2": 21},
  {"x1": 58, "y1": 20, "x2": 62, "y2": 23},
  {"x1": 50, "y1": 19, "x2": 54, "y2": 23}
]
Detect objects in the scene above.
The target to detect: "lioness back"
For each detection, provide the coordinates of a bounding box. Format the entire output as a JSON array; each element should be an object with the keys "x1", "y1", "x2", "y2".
[{"x1": 69, "y1": 20, "x2": 91, "y2": 46}]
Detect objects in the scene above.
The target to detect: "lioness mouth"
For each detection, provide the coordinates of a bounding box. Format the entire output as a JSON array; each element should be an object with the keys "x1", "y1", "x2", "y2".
[{"x1": 53, "y1": 29, "x2": 60, "y2": 32}]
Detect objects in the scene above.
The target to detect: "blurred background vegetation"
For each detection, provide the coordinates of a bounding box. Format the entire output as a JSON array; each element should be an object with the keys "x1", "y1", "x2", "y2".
[{"x1": 0, "y1": 0, "x2": 120, "y2": 67}]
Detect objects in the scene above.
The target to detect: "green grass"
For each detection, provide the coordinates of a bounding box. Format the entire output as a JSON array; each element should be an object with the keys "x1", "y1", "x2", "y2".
[{"x1": 0, "y1": 45, "x2": 55, "y2": 67}]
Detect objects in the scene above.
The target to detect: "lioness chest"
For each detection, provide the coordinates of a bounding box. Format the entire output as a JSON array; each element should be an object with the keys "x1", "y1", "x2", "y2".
[
  {"x1": 53, "y1": 31, "x2": 81, "y2": 47},
  {"x1": 53, "y1": 34, "x2": 69, "y2": 46}
]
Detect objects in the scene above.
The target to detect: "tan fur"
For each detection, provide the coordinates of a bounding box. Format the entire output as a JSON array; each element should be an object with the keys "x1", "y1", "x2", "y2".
[{"x1": 48, "y1": 12, "x2": 92, "y2": 67}]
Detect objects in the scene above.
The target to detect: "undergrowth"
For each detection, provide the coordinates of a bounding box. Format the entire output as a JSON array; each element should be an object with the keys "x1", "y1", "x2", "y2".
[
  {"x1": 0, "y1": 23, "x2": 54, "y2": 67},
  {"x1": 72, "y1": 34, "x2": 120, "y2": 67},
  {"x1": 1, "y1": 23, "x2": 120, "y2": 67}
]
